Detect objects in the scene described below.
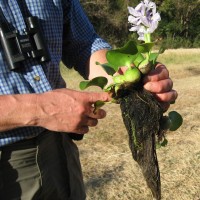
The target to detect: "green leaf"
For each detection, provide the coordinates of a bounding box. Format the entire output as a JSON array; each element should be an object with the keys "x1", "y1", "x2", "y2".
[
  {"x1": 104, "y1": 84, "x2": 114, "y2": 92},
  {"x1": 149, "y1": 52, "x2": 159, "y2": 64},
  {"x1": 115, "y1": 40, "x2": 138, "y2": 54},
  {"x1": 95, "y1": 62, "x2": 116, "y2": 75},
  {"x1": 149, "y1": 47, "x2": 166, "y2": 66},
  {"x1": 106, "y1": 51, "x2": 136, "y2": 69},
  {"x1": 79, "y1": 76, "x2": 108, "y2": 90},
  {"x1": 133, "y1": 53, "x2": 145, "y2": 67},
  {"x1": 156, "y1": 138, "x2": 168, "y2": 149},
  {"x1": 159, "y1": 46, "x2": 166, "y2": 54},
  {"x1": 137, "y1": 42, "x2": 154, "y2": 53},
  {"x1": 168, "y1": 111, "x2": 183, "y2": 131},
  {"x1": 161, "y1": 138, "x2": 168, "y2": 147},
  {"x1": 93, "y1": 100, "x2": 105, "y2": 114},
  {"x1": 160, "y1": 116, "x2": 171, "y2": 130},
  {"x1": 106, "y1": 40, "x2": 139, "y2": 68},
  {"x1": 156, "y1": 143, "x2": 162, "y2": 149}
]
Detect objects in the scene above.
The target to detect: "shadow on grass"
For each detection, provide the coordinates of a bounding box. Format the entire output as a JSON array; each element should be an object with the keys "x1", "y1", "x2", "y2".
[
  {"x1": 84, "y1": 162, "x2": 125, "y2": 192},
  {"x1": 186, "y1": 66, "x2": 200, "y2": 76}
]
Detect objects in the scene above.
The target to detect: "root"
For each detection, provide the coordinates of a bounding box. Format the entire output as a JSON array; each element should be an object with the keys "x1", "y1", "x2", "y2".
[{"x1": 119, "y1": 87, "x2": 164, "y2": 200}]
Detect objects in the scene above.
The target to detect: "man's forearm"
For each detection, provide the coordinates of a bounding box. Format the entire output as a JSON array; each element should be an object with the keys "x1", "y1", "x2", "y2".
[
  {"x1": 87, "y1": 49, "x2": 113, "y2": 84},
  {"x1": 0, "y1": 88, "x2": 110, "y2": 134},
  {"x1": 0, "y1": 94, "x2": 38, "y2": 132}
]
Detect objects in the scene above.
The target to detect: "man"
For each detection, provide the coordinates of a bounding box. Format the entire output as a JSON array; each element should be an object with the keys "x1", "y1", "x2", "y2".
[{"x1": 0, "y1": 0, "x2": 177, "y2": 199}]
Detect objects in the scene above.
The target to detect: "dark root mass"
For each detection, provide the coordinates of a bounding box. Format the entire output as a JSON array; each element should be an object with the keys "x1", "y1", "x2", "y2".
[{"x1": 118, "y1": 83, "x2": 165, "y2": 200}]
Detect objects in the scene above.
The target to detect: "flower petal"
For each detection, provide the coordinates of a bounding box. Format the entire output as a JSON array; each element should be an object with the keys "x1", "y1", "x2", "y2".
[
  {"x1": 129, "y1": 27, "x2": 138, "y2": 32},
  {"x1": 141, "y1": 16, "x2": 150, "y2": 27},
  {"x1": 148, "y1": 21, "x2": 158, "y2": 33},
  {"x1": 138, "y1": 26, "x2": 147, "y2": 34},
  {"x1": 152, "y1": 13, "x2": 161, "y2": 21},
  {"x1": 138, "y1": 34, "x2": 145, "y2": 41},
  {"x1": 128, "y1": 7, "x2": 135, "y2": 15},
  {"x1": 135, "y1": 3, "x2": 143, "y2": 11},
  {"x1": 128, "y1": 16, "x2": 140, "y2": 24},
  {"x1": 149, "y1": 2, "x2": 156, "y2": 9},
  {"x1": 128, "y1": 7, "x2": 141, "y2": 17}
]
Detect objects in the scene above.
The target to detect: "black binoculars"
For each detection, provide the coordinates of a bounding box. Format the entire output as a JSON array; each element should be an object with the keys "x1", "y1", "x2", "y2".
[{"x1": 0, "y1": 16, "x2": 50, "y2": 71}]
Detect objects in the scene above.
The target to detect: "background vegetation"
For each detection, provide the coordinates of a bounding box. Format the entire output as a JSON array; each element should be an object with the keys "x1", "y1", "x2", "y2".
[{"x1": 80, "y1": 0, "x2": 200, "y2": 48}]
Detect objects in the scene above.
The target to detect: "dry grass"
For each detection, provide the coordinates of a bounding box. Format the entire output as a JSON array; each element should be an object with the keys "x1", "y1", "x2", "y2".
[{"x1": 61, "y1": 49, "x2": 200, "y2": 200}]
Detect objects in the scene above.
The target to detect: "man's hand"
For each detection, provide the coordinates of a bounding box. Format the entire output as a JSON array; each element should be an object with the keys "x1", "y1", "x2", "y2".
[
  {"x1": 36, "y1": 89, "x2": 111, "y2": 134},
  {"x1": 143, "y1": 63, "x2": 178, "y2": 111},
  {"x1": 88, "y1": 50, "x2": 177, "y2": 112},
  {"x1": 117, "y1": 64, "x2": 177, "y2": 111}
]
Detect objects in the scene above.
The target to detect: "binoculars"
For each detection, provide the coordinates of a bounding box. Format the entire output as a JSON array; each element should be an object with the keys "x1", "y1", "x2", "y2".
[{"x1": 0, "y1": 16, "x2": 50, "y2": 71}]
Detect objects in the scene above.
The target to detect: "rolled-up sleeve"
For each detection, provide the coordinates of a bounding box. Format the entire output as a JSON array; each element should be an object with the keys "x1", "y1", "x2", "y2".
[{"x1": 62, "y1": 0, "x2": 111, "y2": 78}]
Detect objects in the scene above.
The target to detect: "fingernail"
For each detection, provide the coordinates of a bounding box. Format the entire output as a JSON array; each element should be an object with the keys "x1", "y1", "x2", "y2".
[{"x1": 143, "y1": 82, "x2": 151, "y2": 91}]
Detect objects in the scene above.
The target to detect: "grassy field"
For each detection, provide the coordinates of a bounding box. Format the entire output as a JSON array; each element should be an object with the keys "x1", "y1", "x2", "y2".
[{"x1": 60, "y1": 49, "x2": 200, "y2": 200}]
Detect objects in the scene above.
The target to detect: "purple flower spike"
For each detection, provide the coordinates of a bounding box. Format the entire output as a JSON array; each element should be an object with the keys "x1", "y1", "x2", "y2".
[{"x1": 128, "y1": 0, "x2": 161, "y2": 41}]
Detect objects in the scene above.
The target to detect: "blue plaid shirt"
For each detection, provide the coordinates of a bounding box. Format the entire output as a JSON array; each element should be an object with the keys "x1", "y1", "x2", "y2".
[{"x1": 0, "y1": 0, "x2": 111, "y2": 147}]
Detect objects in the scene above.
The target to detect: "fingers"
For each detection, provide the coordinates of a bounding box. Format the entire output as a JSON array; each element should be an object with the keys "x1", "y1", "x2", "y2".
[
  {"x1": 143, "y1": 78, "x2": 173, "y2": 93},
  {"x1": 74, "y1": 92, "x2": 108, "y2": 134},
  {"x1": 75, "y1": 118, "x2": 98, "y2": 134},
  {"x1": 88, "y1": 108, "x2": 106, "y2": 119},
  {"x1": 143, "y1": 63, "x2": 169, "y2": 83},
  {"x1": 72, "y1": 118, "x2": 98, "y2": 134},
  {"x1": 143, "y1": 63, "x2": 178, "y2": 104},
  {"x1": 159, "y1": 102, "x2": 170, "y2": 113},
  {"x1": 74, "y1": 108, "x2": 106, "y2": 134},
  {"x1": 83, "y1": 108, "x2": 106, "y2": 127},
  {"x1": 153, "y1": 89, "x2": 178, "y2": 102},
  {"x1": 88, "y1": 92, "x2": 111, "y2": 104},
  {"x1": 83, "y1": 117, "x2": 98, "y2": 127},
  {"x1": 74, "y1": 126, "x2": 89, "y2": 134}
]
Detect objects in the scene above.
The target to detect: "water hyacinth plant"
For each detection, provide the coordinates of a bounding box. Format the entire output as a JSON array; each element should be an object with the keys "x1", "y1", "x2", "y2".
[{"x1": 80, "y1": 0, "x2": 183, "y2": 199}]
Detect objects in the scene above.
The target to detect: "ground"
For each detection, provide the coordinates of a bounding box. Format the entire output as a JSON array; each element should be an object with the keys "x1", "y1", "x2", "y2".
[{"x1": 61, "y1": 48, "x2": 200, "y2": 200}]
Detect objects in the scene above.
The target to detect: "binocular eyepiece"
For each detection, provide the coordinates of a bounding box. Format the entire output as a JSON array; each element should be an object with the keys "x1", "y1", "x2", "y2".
[{"x1": 0, "y1": 16, "x2": 50, "y2": 71}]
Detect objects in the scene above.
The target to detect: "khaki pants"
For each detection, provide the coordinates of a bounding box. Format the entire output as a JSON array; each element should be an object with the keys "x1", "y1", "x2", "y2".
[{"x1": 0, "y1": 131, "x2": 86, "y2": 200}]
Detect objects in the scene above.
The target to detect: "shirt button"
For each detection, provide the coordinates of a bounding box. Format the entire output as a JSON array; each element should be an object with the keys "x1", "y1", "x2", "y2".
[{"x1": 33, "y1": 75, "x2": 40, "y2": 81}]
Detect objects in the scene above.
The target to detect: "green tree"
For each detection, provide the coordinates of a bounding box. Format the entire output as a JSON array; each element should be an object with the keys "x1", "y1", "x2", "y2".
[
  {"x1": 80, "y1": 0, "x2": 200, "y2": 48},
  {"x1": 80, "y1": 0, "x2": 132, "y2": 46},
  {"x1": 157, "y1": 0, "x2": 200, "y2": 47}
]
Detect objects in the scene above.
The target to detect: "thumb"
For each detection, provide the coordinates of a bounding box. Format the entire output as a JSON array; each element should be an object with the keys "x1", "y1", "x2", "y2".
[{"x1": 88, "y1": 92, "x2": 111, "y2": 104}]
